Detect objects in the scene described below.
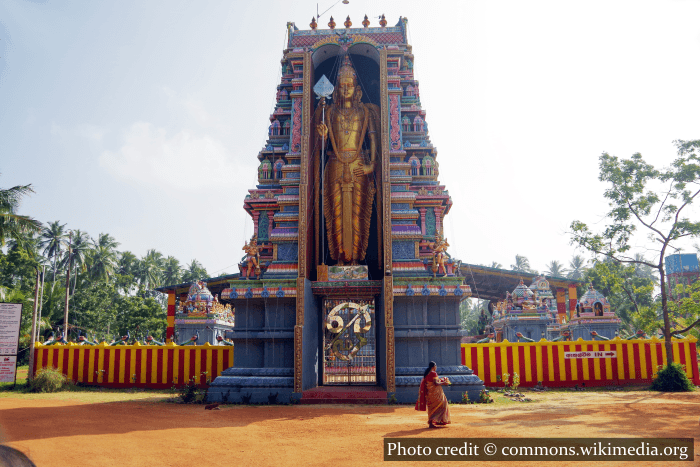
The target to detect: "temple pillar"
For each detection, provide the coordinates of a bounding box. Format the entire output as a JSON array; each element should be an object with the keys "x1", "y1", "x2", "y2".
[
  {"x1": 166, "y1": 292, "x2": 176, "y2": 342},
  {"x1": 419, "y1": 208, "x2": 427, "y2": 235},
  {"x1": 556, "y1": 287, "x2": 567, "y2": 324},
  {"x1": 267, "y1": 211, "x2": 275, "y2": 232},
  {"x1": 433, "y1": 206, "x2": 444, "y2": 234},
  {"x1": 252, "y1": 211, "x2": 260, "y2": 236},
  {"x1": 568, "y1": 284, "x2": 577, "y2": 321}
]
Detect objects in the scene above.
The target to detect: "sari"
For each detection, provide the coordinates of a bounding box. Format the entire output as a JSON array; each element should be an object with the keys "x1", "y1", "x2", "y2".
[{"x1": 415, "y1": 370, "x2": 451, "y2": 426}]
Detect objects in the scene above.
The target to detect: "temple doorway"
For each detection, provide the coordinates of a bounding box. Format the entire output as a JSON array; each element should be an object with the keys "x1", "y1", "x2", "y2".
[{"x1": 322, "y1": 299, "x2": 376, "y2": 385}]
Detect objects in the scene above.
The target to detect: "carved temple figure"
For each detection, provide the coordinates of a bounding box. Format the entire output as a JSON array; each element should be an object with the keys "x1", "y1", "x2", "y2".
[
  {"x1": 315, "y1": 55, "x2": 381, "y2": 266},
  {"x1": 428, "y1": 232, "x2": 449, "y2": 277},
  {"x1": 241, "y1": 235, "x2": 261, "y2": 279}
]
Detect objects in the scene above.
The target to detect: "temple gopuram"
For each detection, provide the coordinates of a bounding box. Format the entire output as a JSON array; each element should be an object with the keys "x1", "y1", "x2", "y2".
[{"x1": 158, "y1": 15, "x2": 484, "y2": 404}]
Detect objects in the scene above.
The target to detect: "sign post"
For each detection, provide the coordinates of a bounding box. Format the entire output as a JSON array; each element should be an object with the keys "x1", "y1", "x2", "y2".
[{"x1": 0, "y1": 303, "x2": 23, "y2": 386}]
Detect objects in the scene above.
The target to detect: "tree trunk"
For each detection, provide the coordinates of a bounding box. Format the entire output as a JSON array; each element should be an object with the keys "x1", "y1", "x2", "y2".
[{"x1": 659, "y1": 262, "x2": 673, "y2": 367}]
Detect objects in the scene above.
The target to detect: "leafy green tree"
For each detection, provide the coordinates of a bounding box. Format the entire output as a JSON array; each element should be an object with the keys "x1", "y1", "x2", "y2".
[
  {"x1": 545, "y1": 260, "x2": 567, "y2": 277},
  {"x1": 571, "y1": 140, "x2": 700, "y2": 365},
  {"x1": 136, "y1": 249, "x2": 163, "y2": 290},
  {"x1": 182, "y1": 259, "x2": 208, "y2": 283},
  {"x1": 161, "y1": 256, "x2": 183, "y2": 286}
]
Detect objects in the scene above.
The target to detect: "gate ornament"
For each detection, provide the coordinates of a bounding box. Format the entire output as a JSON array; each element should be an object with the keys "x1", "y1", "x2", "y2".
[{"x1": 324, "y1": 302, "x2": 372, "y2": 361}]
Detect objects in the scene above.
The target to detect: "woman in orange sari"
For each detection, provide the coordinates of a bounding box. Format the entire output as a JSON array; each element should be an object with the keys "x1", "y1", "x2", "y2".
[{"x1": 415, "y1": 361, "x2": 451, "y2": 428}]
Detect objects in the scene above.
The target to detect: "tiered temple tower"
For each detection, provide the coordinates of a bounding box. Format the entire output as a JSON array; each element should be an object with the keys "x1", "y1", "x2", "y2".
[{"x1": 206, "y1": 16, "x2": 483, "y2": 403}]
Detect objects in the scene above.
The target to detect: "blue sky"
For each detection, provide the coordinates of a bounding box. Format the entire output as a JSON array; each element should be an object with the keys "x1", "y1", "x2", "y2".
[{"x1": 2, "y1": 0, "x2": 700, "y2": 276}]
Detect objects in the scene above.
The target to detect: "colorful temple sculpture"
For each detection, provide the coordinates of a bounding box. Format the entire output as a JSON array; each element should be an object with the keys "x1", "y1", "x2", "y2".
[
  {"x1": 490, "y1": 277, "x2": 558, "y2": 342},
  {"x1": 561, "y1": 284, "x2": 620, "y2": 340},
  {"x1": 176, "y1": 15, "x2": 485, "y2": 404},
  {"x1": 174, "y1": 281, "x2": 235, "y2": 345}
]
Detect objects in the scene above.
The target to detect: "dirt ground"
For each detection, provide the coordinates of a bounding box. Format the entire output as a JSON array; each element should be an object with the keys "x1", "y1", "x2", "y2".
[{"x1": 0, "y1": 389, "x2": 698, "y2": 467}]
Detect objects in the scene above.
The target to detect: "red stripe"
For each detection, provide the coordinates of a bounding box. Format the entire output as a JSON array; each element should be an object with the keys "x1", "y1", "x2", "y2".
[
  {"x1": 72, "y1": 348, "x2": 80, "y2": 381},
  {"x1": 494, "y1": 346, "x2": 502, "y2": 386},
  {"x1": 199, "y1": 350, "x2": 207, "y2": 385},
  {"x1": 482, "y1": 347, "x2": 491, "y2": 384},
  {"x1": 632, "y1": 343, "x2": 642, "y2": 380},
  {"x1": 211, "y1": 349, "x2": 219, "y2": 379},
  {"x1": 134, "y1": 349, "x2": 142, "y2": 385},
  {"x1": 124, "y1": 348, "x2": 132, "y2": 384},
  {"x1": 223, "y1": 348, "x2": 230, "y2": 370},
  {"x1": 103, "y1": 349, "x2": 111, "y2": 383},
  {"x1": 506, "y1": 346, "x2": 514, "y2": 384},
  {"x1": 52, "y1": 348, "x2": 59, "y2": 370},
  {"x1": 621, "y1": 344, "x2": 630, "y2": 381},
  {"x1": 166, "y1": 349, "x2": 174, "y2": 385},
  {"x1": 82, "y1": 349, "x2": 90, "y2": 383},
  {"x1": 178, "y1": 349, "x2": 185, "y2": 386},
  {"x1": 655, "y1": 343, "x2": 663, "y2": 370},
  {"x1": 575, "y1": 345, "x2": 583, "y2": 382},
  {"x1": 62, "y1": 348, "x2": 69, "y2": 376},
  {"x1": 564, "y1": 345, "x2": 572, "y2": 382},
  {"x1": 530, "y1": 346, "x2": 537, "y2": 384},
  {"x1": 189, "y1": 349, "x2": 196, "y2": 385},
  {"x1": 541, "y1": 345, "x2": 550, "y2": 384},
  {"x1": 517, "y1": 345, "x2": 526, "y2": 381},
  {"x1": 587, "y1": 346, "x2": 595, "y2": 381},
  {"x1": 470, "y1": 347, "x2": 478, "y2": 377},
  {"x1": 94, "y1": 348, "x2": 100, "y2": 382},
  {"x1": 146, "y1": 348, "x2": 153, "y2": 385},
  {"x1": 461, "y1": 346, "x2": 466, "y2": 366},
  {"x1": 552, "y1": 345, "x2": 560, "y2": 383},
  {"x1": 643, "y1": 343, "x2": 652, "y2": 380},
  {"x1": 114, "y1": 349, "x2": 121, "y2": 383},
  {"x1": 610, "y1": 345, "x2": 618, "y2": 385},
  {"x1": 690, "y1": 343, "x2": 700, "y2": 384}
]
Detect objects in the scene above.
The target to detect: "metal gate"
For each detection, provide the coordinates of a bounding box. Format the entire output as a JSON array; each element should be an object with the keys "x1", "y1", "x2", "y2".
[{"x1": 323, "y1": 299, "x2": 376, "y2": 385}]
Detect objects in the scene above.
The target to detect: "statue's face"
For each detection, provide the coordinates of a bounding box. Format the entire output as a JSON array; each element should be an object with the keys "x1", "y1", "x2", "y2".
[{"x1": 338, "y1": 74, "x2": 356, "y2": 100}]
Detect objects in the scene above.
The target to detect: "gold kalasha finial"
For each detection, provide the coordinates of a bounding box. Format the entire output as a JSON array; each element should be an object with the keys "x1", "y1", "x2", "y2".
[
  {"x1": 379, "y1": 14, "x2": 387, "y2": 27},
  {"x1": 362, "y1": 14, "x2": 370, "y2": 28},
  {"x1": 310, "y1": 17, "x2": 317, "y2": 30},
  {"x1": 328, "y1": 16, "x2": 336, "y2": 29},
  {"x1": 344, "y1": 15, "x2": 352, "y2": 28}
]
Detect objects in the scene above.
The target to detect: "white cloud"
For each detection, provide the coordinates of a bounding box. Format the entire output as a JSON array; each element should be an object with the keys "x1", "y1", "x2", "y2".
[{"x1": 100, "y1": 122, "x2": 246, "y2": 191}]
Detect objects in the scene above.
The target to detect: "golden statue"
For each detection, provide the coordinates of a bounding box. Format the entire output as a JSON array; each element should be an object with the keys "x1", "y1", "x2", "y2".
[{"x1": 316, "y1": 55, "x2": 381, "y2": 266}]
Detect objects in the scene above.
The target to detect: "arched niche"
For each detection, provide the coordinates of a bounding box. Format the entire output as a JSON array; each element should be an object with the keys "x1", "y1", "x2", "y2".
[{"x1": 312, "y1": 43, "x2": 381, "y2": 106}]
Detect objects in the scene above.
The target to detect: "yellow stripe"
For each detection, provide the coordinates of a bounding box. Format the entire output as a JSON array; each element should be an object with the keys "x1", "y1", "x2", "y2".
[
  {"x1": 77, "y1": 348, "x2": 85, "y2": 382},
  {"x1": 683, "y1": 343, "x2": 693, "y2": 377},
  {"x1": 557, "y1": 344, "x2": 566, "y2": 382},
  {"x1": 660, "y1": 341, "x2": 668, "y2": 367},
  {"x1": 616, "y1": 342, "x2": 624, "y2": 379},
  {"x1": 167, "y1": 316, "x2": 175, "y2": 327},
  {"x1": 168, "y1": 293, "x2": 176, "y2": 306},
  {"x1": 140, "y1": 348, "x2": 147, "y2": 384},
  {"x1": 196, "y1": 348, "x2": 203, "y2": 383},
  {"x1": 464, "y1": 344, "x2": 471, "y2": 369},
  {"x1": 488, "y1": 346, "x2": 497, "y2": 383},
  {"x1": 129, "y1": 348, "x2": 137, "y2": 384},
  {"x1": 36, "y1": 346, "x2": 43, "y2": 372},
  {"x1": 547, "y1": 344, "x2": 554, "y2": 381},
  {"x1": 581, "y1": 344, "x2": 590, "y2": 381},
  {"x1": 593, "y1": 343, "x2": 601, "y2": 380},
  {"x1": 500, "y1": 345, "x2": 508, "y2": 383},
  {"x1": 523, "y1": 344, "x2": 532, "y2": 382},
  {"x1": 66, "y1": 348, "x2": 74, "y2": 380},
  {"x1": 638, "y1": 343, "x2": 648, "y2": 379},
  {"x1": 184, "y1": 348, "x2": 191, "y2": 384},
  {"x1": 88, "y1": 348, "x2": 95, "y2": 383},
  {"x1": 56, "y1": 348, "x2": 64, "y2": 372},
  {"x1": 151, "y1": 348, "x2": 158, "y2": 384},
  {"x1": 218, "y1": 349, "x2": 224, "y2": 376},
  {"x1": 118, "y1": 347, "x2": 126, "y2": 383},
  {"x1": 173, "y1": 348, "x2": 180, "y2": 384},
  {"x1": 569, "y1": 345, "x2": 578, "y2": 381},
  {"x1": 206, "y1": 348, "x2": 213, "y2": 382},
  {"x1": 512, "y1": 344, "x2": 520, "y2": 381},
  {"x1": 162, "y1": 348, "x2": 169, "y2": 384},
  {"x1": 476, "y1": 346, "x2": 484, "y2": 380},
  {"x1": 650, "y1": 342, "x2": 659, "y2": 377},
  {"x1": 672, "y1": 342, "x2": 680, "y2": 368},
  {"x1": 604, "y1": 344, "x2": 612, "y2": 379},
  {"x1": 626, "y1": 343, "x2": 636, "y2": 379}
]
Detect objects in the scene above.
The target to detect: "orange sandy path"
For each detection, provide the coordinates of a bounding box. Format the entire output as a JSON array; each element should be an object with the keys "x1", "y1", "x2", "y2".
[{"x1": 1, "y1": 391, "x2": 698, "y2": 467}]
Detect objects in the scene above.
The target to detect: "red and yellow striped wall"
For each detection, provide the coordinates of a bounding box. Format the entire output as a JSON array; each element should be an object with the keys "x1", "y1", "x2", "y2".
[
  {"x1": 462, "y1": 337, "x2": 699, "y2": 388},
  {"x1": 32, "y1": 343, "x2": 233, "y2": 388}
]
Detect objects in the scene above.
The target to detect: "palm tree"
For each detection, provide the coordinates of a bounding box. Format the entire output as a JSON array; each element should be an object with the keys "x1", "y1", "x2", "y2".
[
  {"x1": 567, "y1": 255, "x2": 587, "y2": 280},
  {"x1": 545, "y1": 260, "x2": 567, "y2": 277},
  {"x1": 633, "y1": 253, "x2": 658, "y2": 283},
  {"x1": 511, "y1": 255, "x2": 533, "y2": 274},
  {"x1": 182, "y1": 259, "x2": 208, "y2": 283},
  {"x1": 489, "y1": 261, "x2": 502, "y2": 269},
  {"x1": 0, "y1": 177, "x2": 42, "y2": 246},
  {"x1": 117, "y1": 251, "x2": 138, "y2": 276},
  {"x1": 88, "y1": 233, "x2": 120, "y2": 282},
  {"x1": 39, "y1": 221, "x2": 67, "y2": 298},
  {"x1": 136, "y1": 249, "x2": 164, "y2": 290},
  {"x1": 161, "y1": 256, "x2": 183, "y2": 286},
  {"x1": 59, "y1": 230, "x2": 90, "y2": 295}
]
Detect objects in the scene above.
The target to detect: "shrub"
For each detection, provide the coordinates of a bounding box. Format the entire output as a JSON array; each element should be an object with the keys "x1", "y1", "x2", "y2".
[
  {"x1": 27, "y1": 367, "x2": 68, "y2": 393},
  {"x1": 650, "y1": 363, "x2": 694, "y2": 392}
]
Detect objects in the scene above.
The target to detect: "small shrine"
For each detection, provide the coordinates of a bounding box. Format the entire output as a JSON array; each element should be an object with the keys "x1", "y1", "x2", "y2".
[
  {"x1": 491, "y1": 278, "x2": 557, "y2": 342},
  {"x1": 560, "y1": 284, "x2": 620, "y2": 340},
  {"x1": 175, "y1": 281, "x2": 235, "y2": 345}
]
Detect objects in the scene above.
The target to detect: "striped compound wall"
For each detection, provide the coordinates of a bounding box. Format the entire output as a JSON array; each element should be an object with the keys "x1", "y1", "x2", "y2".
[
  {"x1": 32, "y1": 343, "x2": 233, "y2": 388},
  {"x1": 462, "y1": 338, "x2": 699, "y2": 388}
]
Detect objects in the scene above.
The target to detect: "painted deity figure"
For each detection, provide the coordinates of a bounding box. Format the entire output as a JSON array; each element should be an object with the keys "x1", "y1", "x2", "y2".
[
  {"x1": 428, "y1": 232, "x2": 450, "y2": 277},
  {"x1": 316, "y1": 55, "x2": 381, "y2": 265},
  {"x1": 241, "y1": 235, "x2": 261, "y2": 279}
]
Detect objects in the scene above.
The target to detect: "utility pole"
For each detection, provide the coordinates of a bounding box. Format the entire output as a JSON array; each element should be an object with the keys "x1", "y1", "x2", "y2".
[
  {"x1": 28, "y1": 268, "x2": 40, "y2": 381},
  {"x1": 63, "y1": 231, "x2": 72, "y2": 340},
  {"x1": 36, "y1": 265, "x2": 45, "y2": 341}
]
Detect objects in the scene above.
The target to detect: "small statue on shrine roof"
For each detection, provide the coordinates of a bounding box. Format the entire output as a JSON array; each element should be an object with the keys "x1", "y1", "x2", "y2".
[
  {"x1": 241, "y1": 234, "x2": 262, "y2": 280},
  {"x1": 428, "y1": 232, "x2": 450, "y2": 278}
]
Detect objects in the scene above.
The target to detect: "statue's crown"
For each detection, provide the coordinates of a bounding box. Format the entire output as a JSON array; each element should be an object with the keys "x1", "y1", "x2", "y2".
[{"x1": 338, "y1": 55, "x2": 357, "y2": 81}]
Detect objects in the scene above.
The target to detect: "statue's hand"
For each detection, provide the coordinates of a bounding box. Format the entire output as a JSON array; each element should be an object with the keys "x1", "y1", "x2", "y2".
[
  {"x1": 317, "y1": 123, "x2": 328, "y2": 138},
  {"x1": 353, "y1": 162, "x2": 375, "y2": 177}
]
